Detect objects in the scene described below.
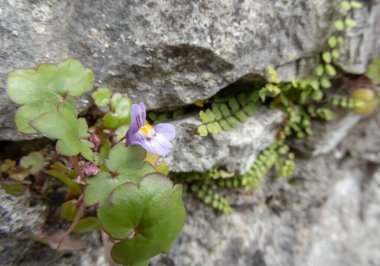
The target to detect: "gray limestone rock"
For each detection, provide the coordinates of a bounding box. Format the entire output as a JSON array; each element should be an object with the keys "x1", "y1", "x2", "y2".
[
  {"x1": 1, "y1": 0, "x2": 379, "y2": 140},
  {"x1": 0, "y1": 190, "x2": 47, "y2": 265},
  {"x1": 166, "y1": 107, "x2": 285, "y2": 174},
  {"x1": 290, "y1": 111, "x2": 362, "y2": 157},
  {"x1": 151, "y1": 153, "x2": 380, "y2": 266},
  {"x1": 340, "y1": 109, "x2": 380, "y2": 163}
]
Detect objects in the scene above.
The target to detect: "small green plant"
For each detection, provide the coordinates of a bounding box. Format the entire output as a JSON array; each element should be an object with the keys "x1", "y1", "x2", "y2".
[
  {"x1": 173, "y1": 141, "x2": 295, "y2": 212},
  {"x1": 187, "y1": 0, "x2": 379, "y2": 212},
  {"x1": 3, "y1": 59, "x2": 186, "y2": 266}
]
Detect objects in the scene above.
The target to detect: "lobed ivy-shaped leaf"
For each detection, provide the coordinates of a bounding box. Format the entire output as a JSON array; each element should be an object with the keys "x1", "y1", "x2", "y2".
[
  {"x1": 102, "y1": 93, "x2": 132, "y2": 129},
  {"x1": 20, "y1": 151, "x2": 44, "y2": 174},
  {"x1": 7, "y1": 59, "x2": 94, "y2": 133},
  {"x1": 83, "y1": 143, "x2": 155, "y2": 206},
  {"x1": 30, "y1": 104, "x2": 94, "y2": 160},
  {"x1": 97, "y1": 174, "x2": 186, "y2": 266},
  {"x1": 197, "y1": 93, "x2": 258, "y2": 136},
  {"x1": 91, "y1": 87, "x2": 112, "y2": 107}
]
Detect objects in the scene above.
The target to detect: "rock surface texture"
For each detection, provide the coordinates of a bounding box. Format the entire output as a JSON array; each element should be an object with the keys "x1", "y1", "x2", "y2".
[
  {"x1": 0, "y1": 190, "x2": 46, "y2": 265},
  {"x1": 166, "y1": 108, "x2": 284, "y2": 173},
  {"x1": 0, "y1": 0, "x2": 379, "y2": 140},
  {"x1": 12, "y1": 111, "x2": 380, "y2": 266},
  {"x1": 1, "y1": 1, "x2": 380, "y2": 266}
]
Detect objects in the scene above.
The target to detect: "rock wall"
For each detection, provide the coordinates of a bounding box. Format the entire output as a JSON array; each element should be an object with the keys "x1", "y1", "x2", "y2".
[
  {"x1": 0, "y1": 0, "x2": 379, "y2": 140},
  {"x1": 1, "y1": 1, "x2": 380, "y2": 266}
]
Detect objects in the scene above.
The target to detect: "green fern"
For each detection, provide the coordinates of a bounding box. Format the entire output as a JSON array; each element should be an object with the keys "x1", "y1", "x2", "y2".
[
  {"x1": 217, "y1": 141, "x2": 295, "y2": 190},
  {"x1": 197, "y1": 92, "x2": 258, "y2": 136},
  {"x1": 191, "y1": 182, "x2": 232, "y2": 213},
  {"x1": 331, "y1": 95, "x2": 364, "y2": 109}
]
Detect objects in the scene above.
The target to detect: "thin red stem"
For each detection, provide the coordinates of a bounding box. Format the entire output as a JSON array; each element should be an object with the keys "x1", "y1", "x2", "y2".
[{"x1": 101, "y1": 230, "x2": 114, "y2": 266}]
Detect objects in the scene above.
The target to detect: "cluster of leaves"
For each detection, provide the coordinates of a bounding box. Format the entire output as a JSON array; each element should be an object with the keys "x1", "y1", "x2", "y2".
[
  {"x1": 4, "y1": 59, "x2": 186, "y2": 266},
  {"x1": 197, "y1": 91, "x2": 259, "y2": 136},
  {"x1": 186, "y1": 1, "x2": 374, "y2": 212},
  {"x1": 196, "y1": 1, "x2": 367, "y2": 140},
  {"x1": 173, "y1": 141, "x2": 295, "y2": 212},
  {"x1": 0, "y1": 151, "x2": 44, "y2": 196},
  {"x1": 270, "y1": 0, "x2": 364, "y2": 138},
  {"x1": 217, "y1": 141, "x2": 295, "y2": 190}
]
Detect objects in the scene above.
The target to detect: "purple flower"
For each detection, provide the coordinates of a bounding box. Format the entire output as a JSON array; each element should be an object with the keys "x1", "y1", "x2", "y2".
[
  {"x1": 89, "y1": 134, "x2": 100, "y2": 152},
  {"x1": 83, "y1": 164, "x2": 100, "y2": 176},
  {"x1": 126, "y1": 103, "x2": 175, "y2": 156}
]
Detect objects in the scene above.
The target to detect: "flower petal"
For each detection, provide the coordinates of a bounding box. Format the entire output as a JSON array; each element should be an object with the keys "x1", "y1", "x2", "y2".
[
  {"x1": 154, "y1": 123, "x2": 176, "y2": 141},
  {"x1": 129, "y1": 103, "x2": 146, "y2": 134},
  {"x1": 127, "y1": 103, "x2": 146, "y2": 143},
  {"x1": 129, "y1": 132, "x2": 172, "y2": 156}
]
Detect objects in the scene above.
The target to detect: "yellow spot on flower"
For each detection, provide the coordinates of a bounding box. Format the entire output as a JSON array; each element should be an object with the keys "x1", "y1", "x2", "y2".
[{"x1": 139, "y1": 124, "x2": 155, "y2": 137}]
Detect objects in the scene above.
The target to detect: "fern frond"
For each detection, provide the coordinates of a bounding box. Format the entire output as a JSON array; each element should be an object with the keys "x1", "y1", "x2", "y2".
[
  {"x1": 191, "y1": 182, "x2": 232, "y2": 213},
  {"x1": 197, "y1": 92, "x2": 258, "y2": 136}
]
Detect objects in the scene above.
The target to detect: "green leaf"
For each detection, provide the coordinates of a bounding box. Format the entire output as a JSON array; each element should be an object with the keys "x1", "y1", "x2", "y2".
[
  {"x1": 341, "y1": 1, "x2": 351, "y2": 10},
  {"x1": 325, "y1": 64, "x2": 337, "y2": 76},
  {"x1": 365, "y1": 58, "x2": 380, "y2": 85},
  {"x1": 92, "y1": 87, "x2": 112, "y2": 107},
  {"x1": 46, "y1": 169, "x2": 82, "y2": 194},
  {"x1": 7, "y1": 59, "x2": 94, "y2": 133},
  {"x1": 60, "y1": 200, "x2": 78, "y2": 222},
  {"x1": 211, "y1": 104, "x2": 222, "y2": 120},
  {"x1": 309, "y1": 78, "x2": 320, "y2": 90},
  {"x1": 102, "y1": 112, "x2": 130, "y2": 129},
  {"x1": 345, "y1": 18, "x2": 358, "y2": 28},
  {"x1": 311, "y1": 90, "x2": 324, "y2": 101},
  {"x1": 322, "y1": 52, "x2": 332, "y2": 64},
  {"x1": 114, "y1": 125, "x2": 129, "y2": 142},
  {"x1": 83, "y1": 144, "x2": 155, "y2": 206},
  {"x1": 72, "y1": 217, "x2": 99, "y2": 234},
  {"x1": 97, "y1": 174, "x2": 186, "y2": 266},
  {"x1": 1, "y1": 159, "x2": 16, "y2": 172},
  {"x1": 315, "y1": 64, "x2": 324, "y2": 76},
  {"x1": 331, "y1": 49, "x2": 340, "y2": 60},
  {"x1": 226, "y1": 116, "x2": 239, "y2": 128},
  {"x1": 337, "y1": 36, "x2": 345, "y2": 46},
  {"x1": 102, "y1": 93, "x2": 132, "y2": 129},
  {"x1": 20, "y1": 151, "x2": 44, "y2": 174},
  {"x1": 320, "y1": 78, "x2": 332, "y2": 89},
  {"x1": 1, "y1": 182, "x2": 26, "y2": 196},
  {"x1": 328, "y1": 36, "x2": 338, "y2": 48},
  {"x1": 30, "y1": 104, "x2": 94, "y2": 160},
  {"x1": 228, "y1": 98, "x2": 239, "y2": 112},
  {"x1": 197, "y1": 125, "x2": 208, "y2": 136},
  {"x1": 351, "y1": 1, "x2": 363, "y2": 9},
  {"x1": 334, "y1": 20, "x2": 345, "y2": 31},
  {"x1": 207, "y1": 122, "x2": 222, "y2": 134},
  {"x1": 219, "y1": 103, "x2": 230, "y2": 117}
]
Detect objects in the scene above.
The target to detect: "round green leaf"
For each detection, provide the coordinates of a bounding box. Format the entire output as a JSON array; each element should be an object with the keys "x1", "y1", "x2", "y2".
[
  {"x1": 20, "y1": 151, "x2": 44, "y2": 174},
  {"x1": 60, "y1": 200, "x2": 78, "y2": 222},
  {"x1": 72, "y1": 217, "x2": 99, "y2": 234},
  {"x1": 92, "y1": 87, "x2": 112, "y2": 107},
  {"x1": 328, "y1": 36, "x2": 337, "y2": 48},
  {"x1": 322, "y1": 52, "x2": 332, "y2": 64},
  {"x1": 334, "y1": 20, "x2": 345, "y2": 31},
  {"x1": 97, "y1": 174, "x2": 186, "y2": 266},
  {"x1": 7, "y1": 60, "x2": 94, "y2": 133},
  {"x1": 83, "y1": 144, "x2": 155, "y2": 206},
  {"x1": 325, "y1": 64, "x2": 337, "y2": 76},
  {"x1": 30, "y1": 104, "x2": 93, "y2": 160},
  {"x1": 8, "y1": 59, "x2": 94, "y2": 104}
]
